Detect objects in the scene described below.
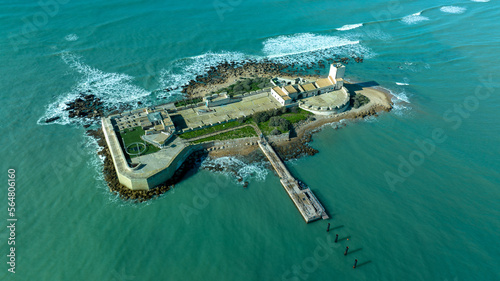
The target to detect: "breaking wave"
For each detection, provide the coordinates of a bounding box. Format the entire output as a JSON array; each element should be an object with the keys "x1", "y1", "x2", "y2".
[
  {"x1": 158, "y1": 33, "x2": 374, "y2": 93},
  {"x1": 262, "y1": 33, "x2": 374, "y2": 64},
  {"x1": 38, "y1": 53, "x2": 150, "y2": 126},
  {"x1": 158, "y1": 51, "x2": 248, "y2": 98},
  {"x1": 440, "y1": 6, "x2": 466, "y2": 14},
  {"x1": 336, "y1": 23, "x2": 363, "y2": 31},
  {"x1": 65, "y1": 34, "x2": 79, "y2": 41},
  {"x1": 201, "y1": 156, "x2": 268, "y2": 183},
  {"x1": 401, "y1": 12, "x2": 429, "y2": 25}
]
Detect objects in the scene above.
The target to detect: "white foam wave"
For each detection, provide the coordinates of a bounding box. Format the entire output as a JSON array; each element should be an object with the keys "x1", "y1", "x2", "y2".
[
  {"x1": 440, "y1": 6, "x2": 466, "y2": 14},
  {"x1": 396, "y1": 82, "x2": 409, "y2": 86},
  {"x1": 158, "y1": 51, "x2": 248, "y2": 97},
  {"x1": 201, "y1": 156, "x2": 268, "y2": 183},
  {"x1": 38, "y1": 53, "x2": 150, "y2": 125},
  {"x1": 82, "y1": 133, "x2": 105, "y2": 182},
  {"x1": 263, "y1": 33, "x2": 359, "y2": 58},
  {"x1": 336, "y1": 23, "x2": 363, "y2": 31},
  {"x1": 263, "y1": 33, "x2": 374, "y2": 64},
  {"x1": 65, "y1": 34, "x2": 79, "y2": 41},
  {"x1": 159, "y1": 34, "x2": 374, "y2": 95},
  {"x1": 470, "y1": 0, "x2": 489, "y2": 2},
  {"x1": 386, "y1": 88, "x2": 411, "y2": 116},
  {"x1": 401, "y1": 12, "x2": 429, "y2": 25}
]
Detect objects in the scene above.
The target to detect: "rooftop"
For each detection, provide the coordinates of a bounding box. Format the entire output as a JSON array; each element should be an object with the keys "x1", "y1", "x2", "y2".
[
  {"x1": 301, "y1": 83, "x2": 317, "y2": 92},
  {"x1": 284, "y1": 85, "x2": 297, "y2": 94},
  {"x1": 315, "y1": 78, "x2": 334, "y2": 88},
  {"x1": 272, "y1": 86, "x2": 291, "y2": 100},
  {"x1": 147, "y1": 112, "x2": 163, "y2": 123}
]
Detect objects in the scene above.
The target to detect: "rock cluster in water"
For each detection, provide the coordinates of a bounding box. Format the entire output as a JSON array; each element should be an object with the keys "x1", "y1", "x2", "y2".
[
  {"x1": 272, "y1": 133, "x2": 319, "y2": 161},
  {"x1": 66, "y1": 92, "x2": 104, "y2": 119}
]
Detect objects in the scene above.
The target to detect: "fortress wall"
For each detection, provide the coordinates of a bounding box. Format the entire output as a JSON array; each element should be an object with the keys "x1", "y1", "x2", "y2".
[
  {"x1": 102, "y1": 118, "x2": 151, "y2": 191},
  {"x1": 145, "y1": 145, "x2": 202, "y2": 188},
  {"x1": 267, "y1": 132, "x2": 290, "y2": 143},
  {"x1": 129, "y1": 137, "x2": 260, "y2": 190}
]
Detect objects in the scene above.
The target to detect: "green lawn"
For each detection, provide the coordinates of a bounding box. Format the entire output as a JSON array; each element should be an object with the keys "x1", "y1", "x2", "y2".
[
  {"x1": 191, "y1": 126, "x2": 257, "y2": 144},
  {"x1": 281, "y1": 109, "x2": 312, "y2": 123},
  {"x1": 178, "y1": 120, "x2": 249, "y2": 139},
  {"x1": 118, "y1": 126, "x2": 160, "y2": 157},
  {"x1": 179, "y1": 107, "x2": 312, "y2": 140}
]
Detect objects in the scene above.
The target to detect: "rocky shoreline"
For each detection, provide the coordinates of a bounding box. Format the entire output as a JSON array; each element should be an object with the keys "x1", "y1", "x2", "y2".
[{"x1": 179, "y1": 56, "x2": 364, "y2": 98}]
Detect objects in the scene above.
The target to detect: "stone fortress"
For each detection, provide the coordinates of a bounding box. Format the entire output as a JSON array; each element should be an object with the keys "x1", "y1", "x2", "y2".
[{"x1": 102, "y1": 63, "x2": 351, "y2": 191}]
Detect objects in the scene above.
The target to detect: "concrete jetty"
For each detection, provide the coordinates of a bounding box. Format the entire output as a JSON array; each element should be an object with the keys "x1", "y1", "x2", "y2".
[{"x1": 258, "y1": 138, "x2": 329, "y2": 223}]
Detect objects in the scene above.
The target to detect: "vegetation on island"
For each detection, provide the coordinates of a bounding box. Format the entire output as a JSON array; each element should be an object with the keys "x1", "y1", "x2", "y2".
[
  {"x1": 191, "y1": 127, "x2": 257, "y2": 144},
  {"x1": 175, "y1": 97, "x2": 203, "y2": 108},
  {"x1": 352, "y1": 94, "x2": 370, "y2": 109},
  {"x1": 217, "y1": 77, "x2": 273, "y2": 97},
  {"x1": 118, "y1": 126, "x2": 161, "y2": 158},
  {"x1": 253, "y1": 107, "x2": 312, "y2": 135},
  {"x1": 177, "y1": 106, "x2": 312, "y2": 142}
]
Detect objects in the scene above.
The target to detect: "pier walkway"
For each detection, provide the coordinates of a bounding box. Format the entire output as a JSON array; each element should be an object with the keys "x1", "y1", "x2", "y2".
[{"x1": 258, "y1": 138, "x2": 329, "y2": 223}]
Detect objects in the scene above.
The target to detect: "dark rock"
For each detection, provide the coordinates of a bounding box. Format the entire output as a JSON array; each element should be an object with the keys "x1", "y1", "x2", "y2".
[{"x1": 44, "y1": 116, "x2": 60, "y2": 123}]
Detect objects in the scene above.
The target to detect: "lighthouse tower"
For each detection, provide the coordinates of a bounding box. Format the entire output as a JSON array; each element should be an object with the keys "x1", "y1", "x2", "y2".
[
  {"x1": 329, "y1": 63, "x2": 346, "y2": 80},
  {"x1": 328, "y1": 63, "x2": 346, "y2": 90}
]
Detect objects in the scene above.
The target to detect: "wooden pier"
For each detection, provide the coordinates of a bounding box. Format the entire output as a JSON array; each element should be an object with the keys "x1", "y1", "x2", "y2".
[{"x1": 258, "y1": 138, "x2": 329, "y2": 223}]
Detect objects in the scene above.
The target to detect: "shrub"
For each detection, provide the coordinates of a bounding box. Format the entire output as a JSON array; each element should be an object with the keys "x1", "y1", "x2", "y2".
[
  {"x1": 254, "y1": 112, "x2": 270, "y2": 123},
  {"x1": 352, "y1": 94, "x2": 370, "y2": 108},
  {"x1": 269, "y1": 116, "x2": 281, "y2": 127},
  {"x1": 233, "y1": 84, "x2": 243, "y2": 92},
  {"x1": 291, "y1": 106, "x2": 299, "y2": 113},
  {"x1": 278, "y1": 119, "x2": 291, "y2": 132}
]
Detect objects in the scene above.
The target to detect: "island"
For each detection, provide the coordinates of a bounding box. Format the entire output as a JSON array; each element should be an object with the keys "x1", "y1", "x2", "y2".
[{"x1": 94, "y1": 62, "x2": 392, "y2": 223}]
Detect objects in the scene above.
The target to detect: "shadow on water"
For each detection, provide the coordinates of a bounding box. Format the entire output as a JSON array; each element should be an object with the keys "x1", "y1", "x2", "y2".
[
  {"x1": 330, "y1": 224, "x2": 344, "y2": 231},
  {"x1": 356, "y1": 260, "x2": 372, "y2": 268},
  {"x1": 338, "y1": 235, "x2": 351, "y2": 242},
  {"x1": 347, "y1": 247, "x2": 362, "y2": 255}
]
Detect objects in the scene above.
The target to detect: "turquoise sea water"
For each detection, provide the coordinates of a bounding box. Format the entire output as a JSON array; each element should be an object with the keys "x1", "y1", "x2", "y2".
[{"x1": 1, "y1": 0, "x2": 499, "y2": 280}]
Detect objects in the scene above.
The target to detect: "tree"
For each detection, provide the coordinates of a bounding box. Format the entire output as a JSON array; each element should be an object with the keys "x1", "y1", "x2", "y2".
[
  {"x1": 254, "y1": 112, "x2": 270, "y2": 123},
  {"x1": 269, "y1": 116, "x2": 281, "y2": 127},
  {"x1": 278, "y1": 119, "x2": 290, "y2": 132}
]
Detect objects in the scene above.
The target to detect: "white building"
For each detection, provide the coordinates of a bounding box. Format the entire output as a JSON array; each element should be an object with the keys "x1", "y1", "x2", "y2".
[{"x1": 270, "y1": 63, "x2": 346, "y2": 106}]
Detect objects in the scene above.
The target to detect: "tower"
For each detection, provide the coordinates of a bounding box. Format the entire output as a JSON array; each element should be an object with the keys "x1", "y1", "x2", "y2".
[{"x1": 329, "y1": 63, "x2": 346, "y2": 80}]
